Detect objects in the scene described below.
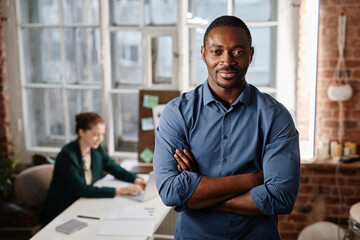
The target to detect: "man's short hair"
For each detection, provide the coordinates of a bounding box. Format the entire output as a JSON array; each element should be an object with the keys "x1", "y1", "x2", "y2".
[{"x1": 203, "y1": 15, "x2": 252, "y2": 47}]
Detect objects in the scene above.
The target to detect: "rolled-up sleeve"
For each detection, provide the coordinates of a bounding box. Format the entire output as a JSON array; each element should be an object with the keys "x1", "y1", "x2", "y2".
[
  {"x1": 250, "y1": 108, "x2": 301, "y2": 216},
  {"x1": 153, "y1": 103, "x2": 201, "y2": 211}
]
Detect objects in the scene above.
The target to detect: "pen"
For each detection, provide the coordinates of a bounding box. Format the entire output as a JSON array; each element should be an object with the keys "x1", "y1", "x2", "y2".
[{"x1": 77, "y1": 215, "x2": 100, "y2": 220}]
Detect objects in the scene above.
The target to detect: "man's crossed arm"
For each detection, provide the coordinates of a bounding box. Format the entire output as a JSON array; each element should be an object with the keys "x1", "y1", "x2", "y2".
[{"x1": 174, "y1": 149, "x2": 264, "y2": 215}]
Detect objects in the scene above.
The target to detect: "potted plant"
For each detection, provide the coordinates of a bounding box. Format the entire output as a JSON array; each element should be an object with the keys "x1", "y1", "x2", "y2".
[{"x1": 0, "y1": 150, "x2": 24, "y2": 202}]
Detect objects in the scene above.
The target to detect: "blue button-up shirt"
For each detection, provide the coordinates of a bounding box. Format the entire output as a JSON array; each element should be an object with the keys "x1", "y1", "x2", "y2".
[{"x1": 154, "y1": 81, "x2": 300, "y2": 240}]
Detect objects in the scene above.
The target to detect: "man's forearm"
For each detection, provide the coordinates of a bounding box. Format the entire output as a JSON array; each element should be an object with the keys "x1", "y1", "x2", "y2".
[
  {"x1": 211, "y1": 192, "x2": 263, "y2": 215},
  {"x1": 186, "y1": 172, "x2": 262, "y2": 209}
]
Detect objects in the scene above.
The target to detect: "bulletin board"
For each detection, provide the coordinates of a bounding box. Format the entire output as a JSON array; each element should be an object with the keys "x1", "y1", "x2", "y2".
[{"x1": 137, "y1": 90, "x2": 180, "y2": 165}]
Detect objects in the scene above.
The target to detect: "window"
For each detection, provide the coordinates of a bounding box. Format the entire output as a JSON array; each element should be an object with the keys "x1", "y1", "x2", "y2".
[
  {"x1": 19, "y1": 0, "x2": 102, "y2": 151},
  {"x1": 186, "y1": 0, "x2": 278, "y2": 94},
  {"x1": 9, "y1": 0, "x2": 295, "y2": 159},
  {"x1": 106, "y1": 0, "x2": 178, "y2": 157}
]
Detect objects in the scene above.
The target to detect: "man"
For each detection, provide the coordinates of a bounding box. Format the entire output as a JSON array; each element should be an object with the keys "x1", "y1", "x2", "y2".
[{"x1": 154, "y1": 15, "x2": 300, "y2": 239}]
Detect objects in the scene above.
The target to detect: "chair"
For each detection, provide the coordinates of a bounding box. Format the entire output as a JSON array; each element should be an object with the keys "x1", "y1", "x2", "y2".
[
  {"x1": 297, "y1": 221, "x2": 346, "y2": 240},
  {"x1": 15, "y1": 164, "x2": 54, "y2": 208},
  {"x1": 1, "y1": 164, "x2": 54, "y2": 238}
]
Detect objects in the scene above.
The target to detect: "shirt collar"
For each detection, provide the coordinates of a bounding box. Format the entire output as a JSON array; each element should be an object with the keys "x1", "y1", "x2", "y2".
[
  {"x1": 203, "y1": 80, "x2": 215, "y2": 105},
  {"x1": 203, "y1": 79, "x2": 252, "y2": 107}
]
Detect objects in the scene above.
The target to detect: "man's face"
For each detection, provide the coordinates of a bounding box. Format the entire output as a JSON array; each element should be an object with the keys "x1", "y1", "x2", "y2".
[{"x1": 201, "y1": 26, "x2": 254, "y2": 90}]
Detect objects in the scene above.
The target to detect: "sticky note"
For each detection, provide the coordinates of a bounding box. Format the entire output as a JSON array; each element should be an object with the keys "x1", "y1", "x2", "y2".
[
  {"x1": 141, "y1": 117, "x2": 154, "y2": 131},
  {"x1": 143, "y1": 95, "x2": 159, "y2": 108},
  {"x1": 140, "y1": 148, "x2": 154, "y2": 163},
  {"x1": 152, "y1": 104, "x2": 166, "y2": 129}
]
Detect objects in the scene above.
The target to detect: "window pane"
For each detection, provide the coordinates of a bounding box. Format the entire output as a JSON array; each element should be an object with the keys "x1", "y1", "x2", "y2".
[
  {"x1": 112, "y1": 93, "x2": 139, "y2": 152},
  {"x1": 67, "y1": 89, "x2": 102, "y2": 139},
  {"x1": 151, "y1": 36, "x2": 172, "y2": 84},
  {"x1": 145, "y1": 0, "x2": 177, "y2": 26},
  {"x1": 64, "y1": 28, "x2": 101, "y2": 84},
  {"x1": 234, "y1": 0, "x2": 277, "y2": 22},
  {"x1": 111, "y1": 31, "x2": 142, "y2": 88},
  {"x1": 187, "y1": 0, "x2": 227, "y2": 25},
  {"x1": 62, "y1": 0, "x2": 99, "y2": 24},
  {"x1": 22, "y1": 28, "x2": 61, "y2": 84},
  {"x1": 189, "y1": 28, "x2": 208, "y2": 87},
  {"x1": 20, "y1": 0, "x2": 59, "y2": 24},
  {"x1": 26, "y1": 88, "x2": 65, "y2": 147},
  {"x1": 110, "y1": 0, "x2": 140, "y2": 26},
  {"x1": 247, "y1": 27, "x2": 277, "y2": 87}
]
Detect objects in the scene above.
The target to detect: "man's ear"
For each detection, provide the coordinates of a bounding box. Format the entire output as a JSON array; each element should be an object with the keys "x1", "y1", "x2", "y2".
[
  {"x1": 249, "y1": 47, "x2": 254, "y2": 63},
  {"x1": 201, "y1": 46, "x2": 206, "y2": 63}
]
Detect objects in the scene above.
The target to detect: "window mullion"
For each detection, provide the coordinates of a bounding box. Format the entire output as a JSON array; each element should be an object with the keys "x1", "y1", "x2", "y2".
[
  {"x1": 58, "y1": 0, "x2": 70, "y2": 143},
  {"x1": 141, "y1": 0, "x2": 148, "y2": 89},
  {"x1": 100, "y1": 0, "x2": 114, "y2": 155},
  {"x1": 16, "y1": 0, "x2": 31, "y2": 150},
  {"x1": 227, "y1": 0, "x2": 233, "y2": 15},
  {"x1": 140, "y1": 0, "x2": 145, "y2": 29},
  {"x1": 180, "y1": 0, "x2": 190, "y2": 92}
]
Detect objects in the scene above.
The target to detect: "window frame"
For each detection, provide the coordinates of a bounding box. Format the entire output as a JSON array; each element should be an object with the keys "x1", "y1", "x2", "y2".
[{"x1": 4, "y1": 0, "x2": 305, "y2": 161}]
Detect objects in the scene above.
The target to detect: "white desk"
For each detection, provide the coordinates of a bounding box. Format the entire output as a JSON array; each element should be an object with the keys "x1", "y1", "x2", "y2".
[{"x1": 31, "y1": 176, "x2": 171, "y2": 240}]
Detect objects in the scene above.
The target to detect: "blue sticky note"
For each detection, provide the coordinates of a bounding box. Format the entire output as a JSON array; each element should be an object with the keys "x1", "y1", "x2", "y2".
[{"x1": 141, "y1": 117, "x2": 154, "y2": 131}]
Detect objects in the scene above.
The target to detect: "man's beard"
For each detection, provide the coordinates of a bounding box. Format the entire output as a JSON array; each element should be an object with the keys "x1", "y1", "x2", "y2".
[
  {"x1": 214, "y1": 66, "x2": 245, "y2": 89},
  {"x1": 215, "y1": 79, "x2": 241, "y2": 89}
]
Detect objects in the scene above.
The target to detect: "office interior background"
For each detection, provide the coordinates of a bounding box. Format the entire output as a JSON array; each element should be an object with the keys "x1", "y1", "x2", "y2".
[{"x1": 0, "y1": 0, "x2": 360, "y2": 239}]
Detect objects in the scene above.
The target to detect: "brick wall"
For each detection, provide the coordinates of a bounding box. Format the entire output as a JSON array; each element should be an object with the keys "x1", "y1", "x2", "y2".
[
  {"x1": 315, "y1": 0, "x2": 360, "y2": 145},
  {"x1": 279, "y1": 164, "x2": 360, "y2": 240},
  {"x1": 0, "y1": 3, "x2": 12, "y2": 158},
  {"x1": 285, "y1": 0, "x2": 360, "y2": 239}
]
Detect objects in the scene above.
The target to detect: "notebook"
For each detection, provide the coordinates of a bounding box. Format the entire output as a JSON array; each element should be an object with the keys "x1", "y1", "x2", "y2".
[
  {"x1": 56, "y1": 219, "x2": 87, "y2": 234},
  {"x1": 124, "y1": 172, "x2": 158, "y2": 202}
]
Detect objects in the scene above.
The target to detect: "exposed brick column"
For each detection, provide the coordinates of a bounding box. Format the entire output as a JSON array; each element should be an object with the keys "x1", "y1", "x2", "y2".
[{"x1": 0, "y1": 3, "x2": 13, "y2": 158}]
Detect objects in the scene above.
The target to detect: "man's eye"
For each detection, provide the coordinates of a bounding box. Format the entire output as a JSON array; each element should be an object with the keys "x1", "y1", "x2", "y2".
[
  {"x1": 233, "y1": 50, "x2": 244, "y2": 55},
  {"x1": 211, "y1": 50, "x2": 221, "y2": 55}
]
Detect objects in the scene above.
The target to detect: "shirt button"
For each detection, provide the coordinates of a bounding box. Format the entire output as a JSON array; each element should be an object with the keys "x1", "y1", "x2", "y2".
[
  {"x1": 224, "y1": 135, "x2": 228, "y2": 139},
  {"x1": 223, "y1": 158, "x2": 227, "y2": 163}
]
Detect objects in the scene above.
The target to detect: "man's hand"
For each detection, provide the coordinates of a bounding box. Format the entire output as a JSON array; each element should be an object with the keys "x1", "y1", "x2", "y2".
[
  {"x1": 173, "y1": 149, "x2": 264, "y2": 212},
  {"x1": 174, "y1": 149, "x2": 198, "y2": 173}
]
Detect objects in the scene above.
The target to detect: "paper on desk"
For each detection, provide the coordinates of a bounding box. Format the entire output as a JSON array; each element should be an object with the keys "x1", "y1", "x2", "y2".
[
  {"x1": 98, "y1": 205, "x2": 156, "y2": 236},
  {"x1": 106, "y1": 205, "x2": 156, "y2": 220},
  {"x1": 98, "y1": 219, "x2": 156, "y2": 236}
]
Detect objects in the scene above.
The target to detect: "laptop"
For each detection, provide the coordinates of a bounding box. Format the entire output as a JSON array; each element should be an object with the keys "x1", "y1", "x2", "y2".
[{"x1": 124, "y1": 172, "x2": 158, "y2": 202}]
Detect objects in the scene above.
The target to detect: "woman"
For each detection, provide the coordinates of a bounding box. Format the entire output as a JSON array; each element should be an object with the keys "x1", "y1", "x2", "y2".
[{"x1": 41, "y1": 112, "x2": 145, "y2": 226}]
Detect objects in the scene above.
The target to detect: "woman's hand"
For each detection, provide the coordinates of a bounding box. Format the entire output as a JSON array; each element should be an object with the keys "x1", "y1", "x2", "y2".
[
  {"x1": 115, "y1": 184, "x2": 143, "y2": 196},
  {"x1": 134, "y1": 178, "x2": 147, "y2": 189}
]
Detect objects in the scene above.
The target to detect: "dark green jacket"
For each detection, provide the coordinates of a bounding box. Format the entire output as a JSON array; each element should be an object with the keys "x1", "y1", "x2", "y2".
[{"x1": 41, "y1": 140, "x2": 137, "y2": 226}]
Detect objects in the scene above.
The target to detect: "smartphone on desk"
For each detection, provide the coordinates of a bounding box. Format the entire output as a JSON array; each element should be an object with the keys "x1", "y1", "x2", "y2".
[{"x1": 56, "y1": 219, "x2": 88, "y2": 234}]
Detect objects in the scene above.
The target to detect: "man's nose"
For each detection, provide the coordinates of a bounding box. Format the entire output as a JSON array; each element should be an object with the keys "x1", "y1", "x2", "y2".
[{"x1": 220, "y1": 52, "x2": 234, "y2": 66}]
